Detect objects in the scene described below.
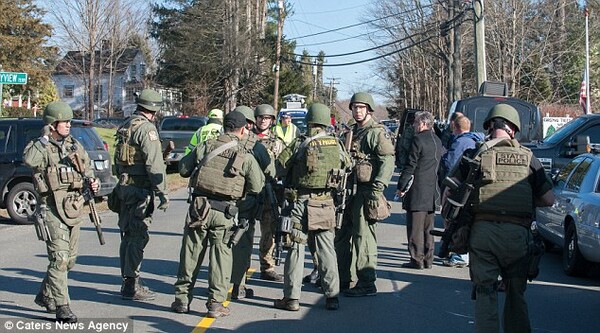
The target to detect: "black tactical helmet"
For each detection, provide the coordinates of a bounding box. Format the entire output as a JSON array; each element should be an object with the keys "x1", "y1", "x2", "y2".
[
  {"x1": 254, "y1": 104, "x2": 276, "y2": 118},
  {"x1": 43, "y1": 101, "x2": 73, "y2": 125},
  {"x1": 136, "y1": 89, "x2": 163, "y2": 112},
  {"x1": 306, "y1": 103, "x2": 331, "y2": 127},
  {"x1": 233, "y1": 105, "x2": 255, "y2": 123},
  {"x1": 349, "y1": 92, "x2": 375, "y2": 111},
  {"x1": 483, "y1": 104, "x2": 521, "y2": 132}
]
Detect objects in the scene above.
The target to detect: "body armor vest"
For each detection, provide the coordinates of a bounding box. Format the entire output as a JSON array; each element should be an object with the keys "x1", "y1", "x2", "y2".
[
  {"x1": 193, "y1": 135, "x2": 246, "y2": 200},
  {"x1": 43, "y1": 137, "x2": 85, "y2": 225},
  {"x1": 257, "y1": 132, "x2": 284, "y2": 159},
  {"x1": 472, "y1": 140, "x2": 533, "y2": 218},
  {"x1": 291, "y1": 134, "x2": 343, "y2": 189},
  {"x1": 115, "y1": 115, "x2": 147, "y2": 166}
]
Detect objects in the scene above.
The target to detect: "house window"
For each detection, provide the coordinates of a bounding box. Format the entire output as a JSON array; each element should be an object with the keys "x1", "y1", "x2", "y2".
[
  {"x1": 130, "y1": 64, "x2": 137, "y2": 79},
  {"x1": 125, "y1": 87, "x2": 136, "y2": 102},
  {"x1": 63, "y1": 85, "x2": 74, "y2": 98},
  {"x1": 140, "y1": 64, "x2": 146, "y2": 76}
]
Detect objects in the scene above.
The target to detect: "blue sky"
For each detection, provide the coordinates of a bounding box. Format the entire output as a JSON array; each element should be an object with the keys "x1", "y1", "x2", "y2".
[{"x1": 283, "y1": 0, "x2": 384, "y2": 103}]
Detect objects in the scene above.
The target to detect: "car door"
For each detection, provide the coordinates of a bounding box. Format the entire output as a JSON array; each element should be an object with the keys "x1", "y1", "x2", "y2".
[
  {"x1": 576, "y1": 158, "x2": 600, "y2": 260},
  {"x1": 0, "y1": 122, "x2": 18, "y2": 191},
  {"x1": 559, "y1": 157, "x2": 592, "y2": 236},
  {"x1": 538, "y1": 157, "x2": 584, "y2": 243}
]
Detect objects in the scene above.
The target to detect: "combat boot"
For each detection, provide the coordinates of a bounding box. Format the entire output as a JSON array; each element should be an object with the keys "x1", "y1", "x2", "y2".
[
  {"x1": 260, "y1": 270, "x2": 283, "y2": 282},
  {"x1": 274, "y1": 298, "x2": 300, "y2": 311},
  {"x1": 344, "y1": 284, "x2": 377, "y2": 297},
  {"x1": 326, "y1": 297, "x2": 339, "y2": 310},
  {"x1": 231, "y1": 284, "x2": 254, "y2": 300},
  {"x1": 170, "y1": 299, "x2": 189, "y2": 314},
  {"x1": 302, "y1": 268, "x2": 319, "y2": 284},
  {"x1": 206, "y1": 299, "x2": 230, "y2": 318},
  {"x1": 55, "y1": 305, "x2": 77, "y2": 323},
  {"x1": 34, "y1": 293, "x2": 56, "y2": 313},
  {"x1": 121, "y1": 277, "x2": 156, "y2": 301}
]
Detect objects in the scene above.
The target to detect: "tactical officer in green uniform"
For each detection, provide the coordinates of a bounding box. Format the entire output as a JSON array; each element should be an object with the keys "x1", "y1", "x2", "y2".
[
  {"x1": 171, "y1": 111, "x2": 264, "y2": 318},
  {"x1": 229, "y1": 105, "x2": 274, "y2": 300},
  {"x1": 185, "y1": 109, "x2": 224, "y2": 155},
  {"x1": 113, "y1": 88, "x2": 169, "y2": 301},
  {"x1": 336, "y1": 92, "x2": 395, "y2": 297},
  {"x1": 450, "y1": 104, "x2": 554, "y2": 333},
  {"x1": 24, "y1": 101, "x2": 100, "y2": 323},
  {"x1": 253, "y1": 104, "x2": 286, "y2": 281},
  {"x1": 274, "y1": 103, "x2": 351, "y2": 311}
]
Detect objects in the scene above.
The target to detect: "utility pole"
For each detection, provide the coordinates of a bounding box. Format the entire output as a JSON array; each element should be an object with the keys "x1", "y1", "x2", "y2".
[
  {"x1": 273, "y1": 0, "x2": 284, "y2": 110},
  {"x1": 474, "y1": 0, "x2": 487, "y2": 91},
  {"x1": 312, "y1": 59, "x2": 318, "y2": 101},
  {"x1": 326, "y1": 77, "x2": 340, "y2": 107}
]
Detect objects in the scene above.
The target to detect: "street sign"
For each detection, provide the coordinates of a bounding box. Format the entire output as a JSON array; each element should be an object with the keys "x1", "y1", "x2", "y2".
[{"x1": 0, "y1": 72, "x2": 28, "y2": 85}]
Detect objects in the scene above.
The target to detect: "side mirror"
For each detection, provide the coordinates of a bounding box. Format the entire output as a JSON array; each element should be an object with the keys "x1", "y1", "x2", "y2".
[
  {"x1": 550, "y1": 168, "x2": 560, "y2": 184},
  {"x1": 565, "y1": 135, "x2": 590, "y2": 156}
]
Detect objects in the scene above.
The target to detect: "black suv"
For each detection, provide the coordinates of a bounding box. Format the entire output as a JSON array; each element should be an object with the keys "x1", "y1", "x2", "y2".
[{"x1": 0, "y1": 118, "x2": 117, "y2": 224}]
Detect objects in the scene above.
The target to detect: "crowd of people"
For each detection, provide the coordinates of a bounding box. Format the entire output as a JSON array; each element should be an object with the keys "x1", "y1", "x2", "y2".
[{"x1": 25, "y1": 90, "x2": 554, "y2": 333}]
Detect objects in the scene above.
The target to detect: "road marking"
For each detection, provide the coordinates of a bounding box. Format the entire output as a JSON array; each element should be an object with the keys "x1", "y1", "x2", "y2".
[{"x1": 192, "y1": 268, "x2": 256, "y2": 333}]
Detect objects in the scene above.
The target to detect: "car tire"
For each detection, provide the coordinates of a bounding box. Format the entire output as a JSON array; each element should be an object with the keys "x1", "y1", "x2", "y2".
[
  {"x1": 563, "y1": 223, "x2": 588, "y2": 276},
  {"x1": 6, "y1": 182, "x2": 38, "y2": 225}
]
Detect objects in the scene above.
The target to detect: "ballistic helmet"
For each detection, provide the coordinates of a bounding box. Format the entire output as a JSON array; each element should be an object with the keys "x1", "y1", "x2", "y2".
[
  {"x1": 233, "y1": 105, "x2": 255, "y2": 123},
  {"x1": 306, "y1": 103, "x2": 331, "y2": 127},
  {"x1": 483, "y1": 104, "x2": 521, "y2": 132},
  {"x1": 136, "y1": 89, "x2": 163, "y2": 112},
  {"x1": 207, "y1": 108, "x2": 224, "y2": 119},
  {"x1": 349, "y1": 92, "x2": 375, "y2": 111},
  {"x1": 254, "y1": 104, "x2": 276, "y2": 118},
  {"x1": 43, "y1": 101, "x2": 73, "y2": 125}
]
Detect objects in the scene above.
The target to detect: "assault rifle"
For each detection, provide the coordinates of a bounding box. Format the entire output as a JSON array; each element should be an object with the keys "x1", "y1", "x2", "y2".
[
  {"x1": 430, "y1": 155, "x2": 480, "y2": 258},
  {"x1": 266, "y1": 180, "x2": 290, "y2": 266},
  {"x1": 332, "y1": 129, "x2": 354, "y2": 229},
  {"x1": 71, "y1": 153, "x2": 105, "y2": 245}
]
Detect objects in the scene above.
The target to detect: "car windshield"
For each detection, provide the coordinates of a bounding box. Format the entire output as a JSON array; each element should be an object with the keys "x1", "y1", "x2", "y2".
[
  {"x1": 161, "y1": 118, "x2": 205, "y2": 131},
  {"x1": 542, "y1": 117, "x2": 586, "y2": 145},
  {"x1": 71, "y1": 125, "x2": 105, "y2": 151}
]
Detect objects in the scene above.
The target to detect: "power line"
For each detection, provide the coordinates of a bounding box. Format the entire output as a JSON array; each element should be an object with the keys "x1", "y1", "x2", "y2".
[
  {"x1": 289, "y1": 3, "x2": 434, "y2": 40},
  {"x1": 295, "y1": 4, "x2": 367, "y2": 15},
  {"x1": 287, "y1": 24, "x2": 439, "y2": 58},
  {"x1": 283, "y1": 33, "x2": 438, "y2": 67}
]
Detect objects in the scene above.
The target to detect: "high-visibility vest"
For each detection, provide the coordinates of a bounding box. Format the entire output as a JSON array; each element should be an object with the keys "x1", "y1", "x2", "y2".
[
  {"x1": 184, "y1": 123, "x2": 223, "y2": 155},
  {"x1": 274, "y1": 123, "x2": 298, "y2": 145}
]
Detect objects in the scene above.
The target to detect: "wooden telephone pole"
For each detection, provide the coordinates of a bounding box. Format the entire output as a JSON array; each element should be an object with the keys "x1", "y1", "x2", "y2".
[{"x1": 273, "y1": 0, "x2": 285, "y2": 110}]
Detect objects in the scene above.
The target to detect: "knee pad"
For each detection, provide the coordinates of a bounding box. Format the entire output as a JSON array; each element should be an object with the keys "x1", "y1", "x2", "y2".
[{"x1": 51, "y1": 251, "x2": 70, "y2": 271}]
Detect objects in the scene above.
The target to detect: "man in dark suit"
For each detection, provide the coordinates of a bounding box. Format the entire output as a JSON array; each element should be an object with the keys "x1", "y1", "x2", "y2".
[{"x1": 396, "y1": 111, "x2": 444, "y2": 269}]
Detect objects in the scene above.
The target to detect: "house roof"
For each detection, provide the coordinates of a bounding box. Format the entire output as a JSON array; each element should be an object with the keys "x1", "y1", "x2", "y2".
[{"x1": 53, "y1": 48, "x2": 140, "y2": 75}]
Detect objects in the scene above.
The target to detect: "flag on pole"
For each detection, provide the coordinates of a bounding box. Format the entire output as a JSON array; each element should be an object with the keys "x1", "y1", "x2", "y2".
[{"x1": 580, "y1": 70, "x2": 588, "y2": 113}]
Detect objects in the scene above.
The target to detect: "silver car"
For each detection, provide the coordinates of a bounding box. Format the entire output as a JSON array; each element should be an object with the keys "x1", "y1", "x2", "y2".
[{"x1": 536, "y1": 153, "x2": 600, "y2": 276}]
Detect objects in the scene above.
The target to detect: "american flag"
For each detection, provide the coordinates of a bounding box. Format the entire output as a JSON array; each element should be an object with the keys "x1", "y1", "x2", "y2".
[{"x1": 579, "y1": 71, "x2": 588, "y2": 113}]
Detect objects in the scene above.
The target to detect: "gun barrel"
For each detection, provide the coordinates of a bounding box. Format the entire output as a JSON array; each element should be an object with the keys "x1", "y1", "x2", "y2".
[{"x1": 429, "y1": 229, "x2": 445, "y2": 237}]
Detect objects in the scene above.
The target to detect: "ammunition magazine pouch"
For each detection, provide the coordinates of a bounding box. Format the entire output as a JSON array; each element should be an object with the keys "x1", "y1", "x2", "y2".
[
  {"x1": 307, "y1": 198, "x2": 336, "y2": 231},
  {"x1": 46, "y1": 166, "x2": 83, "y2": 191},
  {"x1": 354, "y1": 160, "x2": 373, "y2": 183},
  {"x1": 186, "y1": 196, "x2": 211, "y2": 228},
  {"x1": 364, "y1": 192, "x2": 391, "y2": 222},
  {"x1": 33, "y1": 172, "x2": 50, "y2": 196}
]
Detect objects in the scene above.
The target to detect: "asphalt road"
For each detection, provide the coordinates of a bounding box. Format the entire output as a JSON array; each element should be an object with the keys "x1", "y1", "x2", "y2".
[{"x1": 1, "y1": 175, "x2": 599, "y2": 333}]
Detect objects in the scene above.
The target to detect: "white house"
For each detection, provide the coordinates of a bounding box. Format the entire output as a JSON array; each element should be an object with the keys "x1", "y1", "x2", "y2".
[{"x1": 53, "y1": 48, "x2": 147, "y2": 117}]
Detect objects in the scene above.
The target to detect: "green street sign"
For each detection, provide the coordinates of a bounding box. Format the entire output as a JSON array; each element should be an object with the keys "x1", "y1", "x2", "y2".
[{"x1": 0, "y1": 72, "x2": 28, "y2": 85}]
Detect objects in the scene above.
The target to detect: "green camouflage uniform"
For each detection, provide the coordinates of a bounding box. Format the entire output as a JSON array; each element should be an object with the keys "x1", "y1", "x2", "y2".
[
  {"x1": 114, "y1": 113, "x2": 167, "y2": 280},
  {"x1": 23, "y1": 135, "x2": 95, "y2": 307},
  {"x1": 277, "y1": 127, "x2": 351, "y2": 305},
  {"x1": 454, "y1": 138, "x2": 552, "y2": 333},
  {"x1": 231, "y1": 131, "x2": 273, "y2": 291},
  {"x1": 174, "y1": 133, "x2": 264, "y2": 307},
  {"x1": 335, "y1": 118, "x2": 395, "y2": 291}
]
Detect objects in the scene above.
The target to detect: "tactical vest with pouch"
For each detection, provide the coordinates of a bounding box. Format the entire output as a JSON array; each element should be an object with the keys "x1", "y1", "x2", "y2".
[
  {"x1": 351, "y1": 124, "x2": 386, "y2": 183},
  {"x1": 192, "y1": 135, "x2": 246, "y2": 200},
  {"x1": 38, "y1": 137, "x2": 86, "y2": 226},
  {"x1": 115, "y1": 115, "x2": 147, "y2": 166},
  {"x1": 291, "y1": 133, "x2": 343, "y2": 189},
  {"x1": 472, "y1": 139, "x2": 534, "y2": 221}
]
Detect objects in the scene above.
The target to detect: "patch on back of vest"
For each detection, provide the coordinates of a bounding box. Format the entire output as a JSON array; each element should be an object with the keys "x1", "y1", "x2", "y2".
[
  {"x1": 309, "y1": 138, "x2": 337, "y2": 147},
  {"x1": 496, "y1": 152, "x2": 528, "y2": 165}
]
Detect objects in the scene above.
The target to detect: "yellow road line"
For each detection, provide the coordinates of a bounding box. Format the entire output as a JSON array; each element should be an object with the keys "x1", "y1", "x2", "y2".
[{"x1": 192, "y1": 268, "x2": 257, "y2": 333}]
